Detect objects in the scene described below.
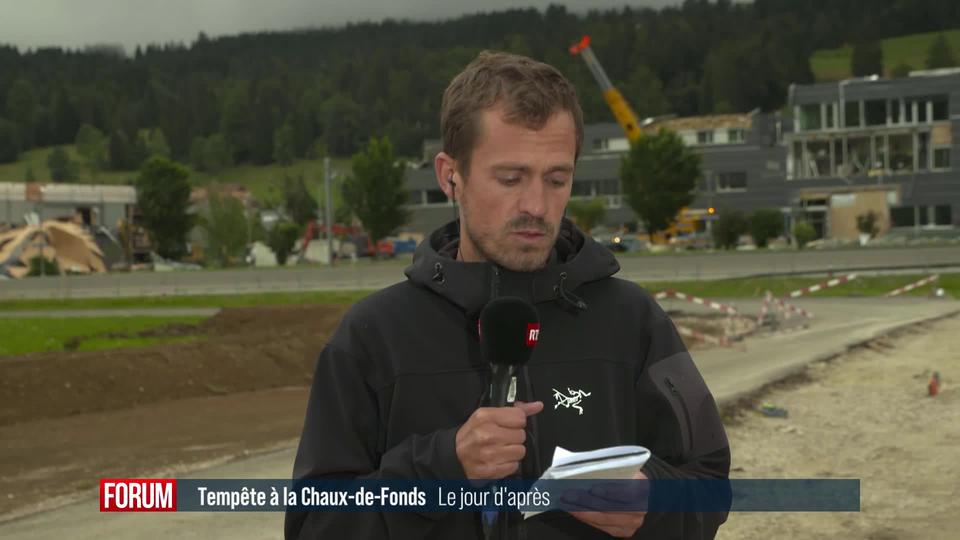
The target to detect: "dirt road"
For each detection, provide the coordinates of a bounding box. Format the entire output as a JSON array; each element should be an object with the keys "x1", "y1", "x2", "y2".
[{"x1": 718, "y1": 315, "x2": 960, "y2": 539}]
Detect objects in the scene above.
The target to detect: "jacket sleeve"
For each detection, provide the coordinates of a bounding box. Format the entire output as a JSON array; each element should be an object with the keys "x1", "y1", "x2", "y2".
[
  {"x1": 634, "y1": 301, "x2": 731, "y2": 539},
  {"x1": 284, "y1": 338, "x2": 468, "y2": 540}
]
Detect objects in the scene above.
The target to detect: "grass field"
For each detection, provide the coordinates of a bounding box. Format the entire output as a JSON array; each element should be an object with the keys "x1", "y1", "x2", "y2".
[
  {"x1": 0, "y1": 316, "x2": 206, "y2": 356},
  {"x1": 0, "y1": 145, "x2": 355, "y2": 205},
  {"x1": 0, "y1": 273, "x2": 953, "y2": 312},
  {"x1": 811, "y1": 28, "x2": 960, "y2": 81}
]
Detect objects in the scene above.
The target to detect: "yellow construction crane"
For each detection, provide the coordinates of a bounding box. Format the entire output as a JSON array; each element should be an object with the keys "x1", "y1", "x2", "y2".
[
  {"x1": 569, "y1": 35, "x2": 708, "y2": 246},
  {"x1": 569, "y1": 36, "x2": 642, "y2": 141}
]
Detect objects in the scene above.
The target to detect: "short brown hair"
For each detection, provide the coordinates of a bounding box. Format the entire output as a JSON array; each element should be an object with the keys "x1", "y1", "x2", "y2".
[{"x1": 440, "y1": 51, "x2": 584, "y2": 177}]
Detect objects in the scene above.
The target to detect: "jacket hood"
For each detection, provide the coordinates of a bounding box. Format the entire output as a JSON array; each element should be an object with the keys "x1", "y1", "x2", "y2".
[{"x1": 404, "y1": 218, "x2": 620, "y2": 315}]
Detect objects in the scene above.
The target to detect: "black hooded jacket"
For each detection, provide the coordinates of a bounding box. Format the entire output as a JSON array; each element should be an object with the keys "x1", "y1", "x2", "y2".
[{"x1": 286, "y1": 219, "x2": 730, "y2": 539}]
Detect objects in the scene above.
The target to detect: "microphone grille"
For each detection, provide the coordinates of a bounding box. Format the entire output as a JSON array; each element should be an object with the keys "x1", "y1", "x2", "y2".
[{"x1": 479, "y1": 296, "x2": 540, "y2": 367}]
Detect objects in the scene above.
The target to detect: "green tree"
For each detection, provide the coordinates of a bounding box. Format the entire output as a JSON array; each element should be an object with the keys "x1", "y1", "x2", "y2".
[
  {"x1": 135, "y1": 156, "x2": 193, "y2": 260},
  {"x1": 47, "y1": 146, "x2": 79, "y2": 182},
  {"x1": 190, "y1": 134, "x2": 232, "y2": 173},
  {"x1": 109, "y1": 129, "x2": 135, "y2": 170},
  {"x1": 25, "y1": 167, "x2": 35, "y2": 182},
  {"x1": 850, "y1": 40, "x2": 883, "y2": 77},
  {"x1": 620, "y1": 129, "x2": 699, "y2": 236},
  {"x1": 341, "y1": 136, "x2": 410, "y2": 254},
  {"x1": 203, "y1": 192, "x2": 249, "y2": 267},
  {"x1": 621, "y1": 66, "x2": 669, "y2": 118},
  {"x1": 793, "y1": 221, "x2": 816, "y2": 249},
  {"x1": 273, "y1": 122, "x2": 296, "y2": 165},
  {"x1": 75, "y1": 124, "x2": 108, "y2": 179},
  {"x1": 283, "y1": 173, "x2": 319, "y2": 227},
  {"x1": 925, "y1": 34, "x2": 957, "y2": 69},
  {"x1": 220, "y1": 84, "x2": 254, "y2": 163},
  {"x1": 567, "y1": 198, "x2": 607, "y2": 233},
  {"x1": 27, "y1": 256, "x2": 60, "y2": 277},
  {"x1": 856, "y1": 210, "x2": 880, "y2": 238},
  {"x1": 712, "y1": 209, "x2": 748, "y2": 250},
  {"x1": 0, "y1": 118, "x2": 21, "y2": 163},
  {"x1": 6, "y1": 79, "x2": 37, "y2": 148},
  {"x1": 321, "y1": 93, "x2": 364, "y2": 156},
  {"x1": 268, "y1": 220, "x2": 301, "y2": 265},
  {"x1": 749, "y1": 209, "x2": 785, "y2": 248},
  {"x1": 142, "y1": 128, "x2": 171, "y2": 159}
]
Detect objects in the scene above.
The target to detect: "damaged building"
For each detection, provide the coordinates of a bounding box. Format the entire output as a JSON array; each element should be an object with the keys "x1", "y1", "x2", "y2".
[{"x1": 785, "y1": 68, "x2": 959, "y2": 239}]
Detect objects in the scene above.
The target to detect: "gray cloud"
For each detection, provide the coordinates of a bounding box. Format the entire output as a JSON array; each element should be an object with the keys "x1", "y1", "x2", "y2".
[{"x1": 0, "y1": 0, "x2": 680, "y2": 53}]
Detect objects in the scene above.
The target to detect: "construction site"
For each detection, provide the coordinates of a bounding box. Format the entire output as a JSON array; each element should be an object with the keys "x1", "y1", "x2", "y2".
[{"x1": 1, "y1": 264, "x2": 958, "y2": 539}]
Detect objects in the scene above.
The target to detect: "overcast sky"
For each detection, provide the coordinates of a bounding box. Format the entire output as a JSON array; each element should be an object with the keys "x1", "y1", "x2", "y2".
[{"x1": 0, "y1": 0, "x2": 682, "y2": 52}]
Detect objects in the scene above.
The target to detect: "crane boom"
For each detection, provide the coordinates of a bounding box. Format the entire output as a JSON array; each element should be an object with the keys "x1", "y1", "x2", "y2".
[{"x1": 569, "y1": 36, "x2": 642, "y2": 141}]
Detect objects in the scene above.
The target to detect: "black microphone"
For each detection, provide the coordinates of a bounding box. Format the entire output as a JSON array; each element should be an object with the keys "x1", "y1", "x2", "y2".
[
  {"x1": 478, "y1": 297, "x2": 540, "y2": 540},
  {"x1": 479, "y1": 296, "x2": 540, "y2": 407}
]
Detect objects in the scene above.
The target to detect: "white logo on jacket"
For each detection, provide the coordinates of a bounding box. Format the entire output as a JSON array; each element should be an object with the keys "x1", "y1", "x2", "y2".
[{"x1": 552, "y1": 387, "x2": 591, "y2": 415}]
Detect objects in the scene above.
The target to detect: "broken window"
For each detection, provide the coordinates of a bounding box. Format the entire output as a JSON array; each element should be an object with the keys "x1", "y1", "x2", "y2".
[
  {"x1": 792, "y1": 141, "x2": 804, "y2": 178},
  {"x1": 833, "y1": 138, "x2": 844, "y2": 176},
  {"x1": 889, "y1": 99, "x2": 901, "y2": 124},
  {"x1": 914, "y1": 98, "x2": 929, "y2": 123},
  {"x1": 865, "y1": 99, "x2": 886, "y2": 126},
  {"x1": 872, "y1": 135, "x2": 887, "y2": 171},
  {"x1": 844, "y1": 101, "x2": 861, "y2": 127},
  {"x1": 807, "y1": 140, "x2": 831, "y2": 177},
  {"x1": 888, "y1": 134, "x2": 913, "y2": 172},
  {"x1": 932, "y1": 96, "x2": 949, "y2": 121},
  {"x1": 800, "y1": 104, "x2": 821, "y2": 130},
  {"x1": 845, "y1": 136, "x2": 870, "y2": 176},
  {"x1": 918, "y1": 132, "x2": 929, "y2": 171}
]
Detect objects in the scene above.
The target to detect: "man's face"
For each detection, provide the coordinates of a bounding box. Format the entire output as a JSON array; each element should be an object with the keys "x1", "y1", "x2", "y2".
[{"x1": 456, "y1": 106, "x2": 576, "y2": 272}]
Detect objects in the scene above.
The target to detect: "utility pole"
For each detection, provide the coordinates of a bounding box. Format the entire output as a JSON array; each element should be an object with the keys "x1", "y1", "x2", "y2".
[{"x1": 324, "y1": 157, "x2": 334, "y2": 265}]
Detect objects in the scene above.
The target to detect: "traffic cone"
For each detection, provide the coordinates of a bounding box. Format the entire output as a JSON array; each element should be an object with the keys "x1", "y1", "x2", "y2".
[{"x1": 928, "y1": 372, "x2": 941, "y2": 397}]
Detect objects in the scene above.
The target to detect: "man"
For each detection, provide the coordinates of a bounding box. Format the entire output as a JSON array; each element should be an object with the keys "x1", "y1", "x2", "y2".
[{"x1": 286, "y1": 51, "x2": 730, "y2": 539}]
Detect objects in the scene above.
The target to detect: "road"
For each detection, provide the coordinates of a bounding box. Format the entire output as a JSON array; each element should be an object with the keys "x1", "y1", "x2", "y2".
[
  {"x1": 0, "y1": 308, "x2": 220, "y2": 318},
  {"x1": 2, "y1": 297, "x2": 956, "y2": 538},
  {"x1": 2, "y1": 245, "x2": 958, "y2": 300}
]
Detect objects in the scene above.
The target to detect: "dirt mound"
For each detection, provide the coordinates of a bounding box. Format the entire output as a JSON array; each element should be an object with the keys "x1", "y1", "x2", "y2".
[{"x1": 0, "y1": 305, "x2": 349, "y2": 426}]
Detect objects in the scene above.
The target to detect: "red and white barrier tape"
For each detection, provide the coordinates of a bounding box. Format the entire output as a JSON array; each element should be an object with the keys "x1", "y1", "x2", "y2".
[
  {"x1": 757, "y1": 291, "x2": 773, "y2": 325},
  {"x1": 654, "y1": 289, "x2": 739, "y2": 315},
  {"x1": 885, "y1": 275, "x2": 939, "y2": 297},
  {"x1": 772, "y1": 295, "x2": 814, "y2": 319},
  {"x1": 675, "y1": 324, "x2": 730, "y2": 347},
  {"x1": 758, "y1": 289, "x2": 814, "y2": 322},
  {"x1": 786, "y1": 273, "x2": 858, "y2": 299}
]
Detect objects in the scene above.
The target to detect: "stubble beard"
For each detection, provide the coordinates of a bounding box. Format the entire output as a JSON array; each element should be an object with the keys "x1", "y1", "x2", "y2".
[{"x1": 461, "y1": 204, "x2": 557, "y2": 272}]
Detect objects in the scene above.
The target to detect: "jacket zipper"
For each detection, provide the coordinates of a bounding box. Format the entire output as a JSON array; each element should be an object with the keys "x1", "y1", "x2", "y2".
[
  {"x1": 490, "y1": 265, "x2": 501, "y2": 300},
  {"x1": 664, "y1": 376, "x2": 694, "y2": 454}
]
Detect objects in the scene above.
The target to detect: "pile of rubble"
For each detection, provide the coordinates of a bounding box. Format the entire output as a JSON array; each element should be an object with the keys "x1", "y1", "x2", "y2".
[{"x1": 0, "y1": 220, "x2": 106, "y2": 279}]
